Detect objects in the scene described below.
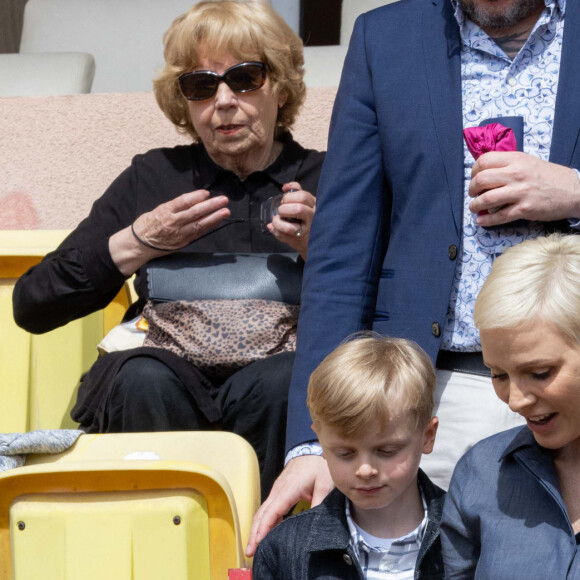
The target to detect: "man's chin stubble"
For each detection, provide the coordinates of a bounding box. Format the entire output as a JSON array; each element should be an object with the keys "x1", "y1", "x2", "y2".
[{"x1": 458, "y1": 0, "x2": 544, "y2": 31}]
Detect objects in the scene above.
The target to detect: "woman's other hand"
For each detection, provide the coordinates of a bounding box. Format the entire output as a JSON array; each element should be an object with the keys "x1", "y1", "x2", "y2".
[
  {"x1": 110, "y1": 189, "x2": 230, "y2": 275},
  {"x1": 268, "y1": 181, "x2": 316, "y2": 260}
]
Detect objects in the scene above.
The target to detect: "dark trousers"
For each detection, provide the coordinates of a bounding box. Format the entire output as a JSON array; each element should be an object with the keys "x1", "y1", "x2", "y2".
[{"x1": 106, "y1": 352, "x2": 294, "y2": 500}]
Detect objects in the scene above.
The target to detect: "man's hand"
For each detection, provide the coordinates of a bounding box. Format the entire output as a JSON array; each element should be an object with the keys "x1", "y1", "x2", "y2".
[
  {"x1": 245, "y1": 455, "x2": 334, "y2": 557},
  {"x1": 468, "y1": 152, "x2": 580, "y2": 226}
]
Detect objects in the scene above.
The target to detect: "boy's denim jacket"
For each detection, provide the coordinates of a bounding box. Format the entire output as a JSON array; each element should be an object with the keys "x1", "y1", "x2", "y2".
[{"x1": 253, "y1": 469, "x2": 445, "y2": 579}]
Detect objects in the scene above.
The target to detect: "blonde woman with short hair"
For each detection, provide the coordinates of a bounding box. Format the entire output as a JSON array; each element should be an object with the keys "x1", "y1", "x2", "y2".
[{"x1": 441, "y1": 234, "x2": 580, "y2": 578}]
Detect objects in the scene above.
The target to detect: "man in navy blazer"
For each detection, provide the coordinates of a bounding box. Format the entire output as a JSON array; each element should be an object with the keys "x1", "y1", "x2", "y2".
[{"x1": 247, "y1": 0, "x2": 580, "y2": 555}]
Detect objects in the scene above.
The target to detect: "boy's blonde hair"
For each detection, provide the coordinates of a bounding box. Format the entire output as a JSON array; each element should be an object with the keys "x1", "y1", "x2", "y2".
[
  {"x1": 307, "y1": 333, "x2": 436, "y2": 437},
  {"x1": 474, "y1": 234, "x2": 580, "y2": 344}
]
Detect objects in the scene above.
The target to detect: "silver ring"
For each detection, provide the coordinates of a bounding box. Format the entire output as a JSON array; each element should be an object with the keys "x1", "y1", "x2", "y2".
[{"x1": 295, "y1": 225, "x2": 303, "y2": 238}]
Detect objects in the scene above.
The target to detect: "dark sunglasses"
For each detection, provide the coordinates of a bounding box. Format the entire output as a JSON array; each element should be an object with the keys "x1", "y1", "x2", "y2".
[{"x1": 178, "y1": 61, "x2": 267, "y2": 101}]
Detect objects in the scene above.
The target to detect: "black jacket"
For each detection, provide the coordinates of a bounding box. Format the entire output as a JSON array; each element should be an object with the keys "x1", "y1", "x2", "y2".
[{"x1": 13, "y1": 134, "x2": 324, "y2": 334}]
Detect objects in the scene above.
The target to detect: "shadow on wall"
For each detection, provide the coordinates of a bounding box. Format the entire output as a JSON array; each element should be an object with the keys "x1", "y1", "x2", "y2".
[{"x1": 0, "y1": 192, "x2": 39, "y2": 228}]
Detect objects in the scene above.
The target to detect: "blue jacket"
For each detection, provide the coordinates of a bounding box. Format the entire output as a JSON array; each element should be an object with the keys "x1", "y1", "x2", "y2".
[
  {"x1": 253, "y1": 469, "x2": 446, "y2": 579},
  {"x1": 441, "y1": 426, "x2": 580, "y2": 578},
  {"x1": 286, "y1": 0, "x2": 580, "y2": 451}
]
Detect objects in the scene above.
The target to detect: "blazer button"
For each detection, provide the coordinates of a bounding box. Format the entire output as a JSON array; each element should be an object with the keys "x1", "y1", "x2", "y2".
[
  {"x1": 343, "y1": 554, "x2": 353, "y2": 566},
  {"x1": 431, "y1": 322, "x2": 441, "y2": 337},
  {"x1": 448, "y1": 244, "x2": 457, "y2": 260}
]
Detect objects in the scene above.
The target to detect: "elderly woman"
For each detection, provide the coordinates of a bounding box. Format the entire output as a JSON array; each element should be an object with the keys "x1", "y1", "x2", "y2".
[
  {"x1": 440, "y1": 234, "x2": 580, "y2": 578},
  {"x1": 12, "y1": 0, "x2": 324, "y2": 499}
]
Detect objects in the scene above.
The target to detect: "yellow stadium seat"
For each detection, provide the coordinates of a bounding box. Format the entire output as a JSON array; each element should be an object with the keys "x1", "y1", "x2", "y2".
[
  {"x1": 0, "y1": 431, "x2": 260, "y2": 580},
  {"x1": 0, "y1": 231, "x2": 133, "y2": 432}
]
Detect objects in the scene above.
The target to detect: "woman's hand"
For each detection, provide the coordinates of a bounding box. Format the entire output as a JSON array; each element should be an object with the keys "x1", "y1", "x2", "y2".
[
  {"x1": 268, "y1": 182, "x2": 316, "y2": 260},
  {"x1": 109, "y1": 189, "x2": 230, "y2": 276}
]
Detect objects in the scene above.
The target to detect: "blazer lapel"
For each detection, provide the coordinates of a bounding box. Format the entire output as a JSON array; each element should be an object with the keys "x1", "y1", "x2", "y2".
[
  {"x1": 422, "y1": 0, "x2": 464, "y2": 233},
  {"x1": 550, "y1": 0, "x2": 580, "y2": 166}
]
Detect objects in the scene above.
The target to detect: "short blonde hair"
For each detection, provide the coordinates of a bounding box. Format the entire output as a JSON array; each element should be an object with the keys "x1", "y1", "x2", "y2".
[
  {"x1": 474, "y1": 234, "x2": 580, "y2": 344},
  {"x1": 307, "y1": 333, "x2": 436, "y2": 437},
  {"x1": 153, "y1": 0, "x2": 305, "y2": 140}
]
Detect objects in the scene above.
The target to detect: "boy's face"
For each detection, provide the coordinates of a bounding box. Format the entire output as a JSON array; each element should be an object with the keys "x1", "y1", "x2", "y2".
[{"x1": 314, "y1": 415, "x2": 438, "y2": 525}]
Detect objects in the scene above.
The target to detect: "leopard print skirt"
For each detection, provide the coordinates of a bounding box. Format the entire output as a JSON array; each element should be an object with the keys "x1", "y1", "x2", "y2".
[{"x1": 143, "y1": 298, "x2": 299, "y2": 381}]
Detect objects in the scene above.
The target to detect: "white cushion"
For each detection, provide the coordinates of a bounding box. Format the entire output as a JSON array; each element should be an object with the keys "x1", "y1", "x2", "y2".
[
  {"x1": 20, "y1": 0, "x2": 270, "y2": 94},
  {"x1": 0, "y1": 52, "x2": 95, "y2": 96}
]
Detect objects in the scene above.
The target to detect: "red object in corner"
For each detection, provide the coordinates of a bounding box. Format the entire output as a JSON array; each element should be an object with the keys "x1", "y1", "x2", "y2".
[{"x1": 229, "y1": 570, "x2": 252, "y2": 579}]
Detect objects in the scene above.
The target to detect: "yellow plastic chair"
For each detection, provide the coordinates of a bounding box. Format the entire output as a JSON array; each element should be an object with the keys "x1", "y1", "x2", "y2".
[
  {"x1": 0, "y1": 431, "x2": 260, "y2": 579},
  {"x1": 0, "y1": 230, "x2": 133, "y2": 433}
]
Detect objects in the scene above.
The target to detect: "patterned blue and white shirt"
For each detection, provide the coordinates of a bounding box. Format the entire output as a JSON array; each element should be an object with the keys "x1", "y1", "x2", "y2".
[
  {"x1": 442, "y1": 0, "x2": 566, "y2": 351},
  {"x1": 346, "y1": 497, "x2": 428, "y2": 580}
]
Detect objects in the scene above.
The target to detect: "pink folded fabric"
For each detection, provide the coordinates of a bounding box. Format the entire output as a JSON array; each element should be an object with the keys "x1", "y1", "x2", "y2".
[
  {"x1": 463, "y1": 123, "x2": 517, "y2": 159},
  {"x1": 463, "y1": 123, "x2": 516, "y2": 215}
]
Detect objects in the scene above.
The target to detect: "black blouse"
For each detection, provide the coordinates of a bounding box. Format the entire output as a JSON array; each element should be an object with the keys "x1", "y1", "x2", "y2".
[{"x1": 13, "y1": 134, "x2": 325, "y2": 334}]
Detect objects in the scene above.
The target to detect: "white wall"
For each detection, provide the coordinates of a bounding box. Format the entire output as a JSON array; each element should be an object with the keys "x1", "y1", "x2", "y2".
[{"x1": 271, "y1": 0, "x2": 300, "y2": 34}]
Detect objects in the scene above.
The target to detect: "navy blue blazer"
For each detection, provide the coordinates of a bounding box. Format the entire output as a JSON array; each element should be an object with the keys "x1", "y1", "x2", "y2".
[{"x1": 287, "y1": 0, "x2": 580, "y2": 451}]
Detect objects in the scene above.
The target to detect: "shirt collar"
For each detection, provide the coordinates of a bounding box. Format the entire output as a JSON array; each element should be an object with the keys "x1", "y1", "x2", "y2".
[
  {"x1": 345, "y1": 493, "x2": 428, "y2": 554},
  {"x1": 192, "y1": 131, "x2": 304, "y2": 190},
  {"x1": 499, "y1": 426, "x2": 562, "y2": 497},
  {"x1": 500, "y1": 425, "x2": 541, "y2": 460}
]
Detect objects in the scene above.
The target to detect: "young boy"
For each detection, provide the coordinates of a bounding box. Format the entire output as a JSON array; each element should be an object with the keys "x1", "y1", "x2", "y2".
[{"x1": 253, "y1": 335, "x2": 445, "y2": 579}]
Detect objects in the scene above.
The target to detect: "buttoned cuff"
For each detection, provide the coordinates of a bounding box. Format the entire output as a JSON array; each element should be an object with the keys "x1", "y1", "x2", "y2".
[{"x1": 284, "y1": 441, "x2": 323, "y2": 466}]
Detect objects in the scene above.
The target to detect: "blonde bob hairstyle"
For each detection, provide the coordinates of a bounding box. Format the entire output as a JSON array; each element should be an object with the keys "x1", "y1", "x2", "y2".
[
  {"x1": 307, "y1": 333, "x2": 436, "y2": 437},
  {"x1": 153, "y1": 0, "x2": 305, "y2": 141},
  {"x1": 474, "y1": 234, "x2": 580, "y2": 344}
]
